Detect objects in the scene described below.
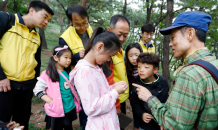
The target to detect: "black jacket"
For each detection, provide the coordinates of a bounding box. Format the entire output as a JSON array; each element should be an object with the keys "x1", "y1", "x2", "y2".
[{"x1": 131, "y1": 74, "x2": 169, "y2": 130}]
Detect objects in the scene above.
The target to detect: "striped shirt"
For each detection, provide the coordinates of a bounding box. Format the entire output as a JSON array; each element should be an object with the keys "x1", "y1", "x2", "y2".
[{"x1": 148, "y1": 48, "x2": 218, "y2": 130}]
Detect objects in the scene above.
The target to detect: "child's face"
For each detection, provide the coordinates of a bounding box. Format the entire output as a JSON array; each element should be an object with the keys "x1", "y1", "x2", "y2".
[
  {"x1": 127, "y1": 47, "x2": 140, "y2": 66},
  {"x1": 95, "y1": 48, "x2": 118, "y2": 65},
  {"x1": 56, "y1": 51, "x2": 72, "y2": 68},
  {"x1": 138, "y1": 62, "x2": 157, "y2": 80}
]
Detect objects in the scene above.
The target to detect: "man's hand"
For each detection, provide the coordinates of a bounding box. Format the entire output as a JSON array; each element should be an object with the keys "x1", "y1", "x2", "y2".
[
  {"x1": 79, "y1": 49, "x2": 85, "y2": 58},
  {"x1": 0, "y1": 78, "x2": 11, "y2": 92},
  {"x1": 116, "y1": 108, "x2": 121, "y2": 115},
  {"x1": 142, "y1": 113, "x2": 152, "y2": 123},
  {"x1": 133, "y1": 83, "x2": 152, "y2": 102}
]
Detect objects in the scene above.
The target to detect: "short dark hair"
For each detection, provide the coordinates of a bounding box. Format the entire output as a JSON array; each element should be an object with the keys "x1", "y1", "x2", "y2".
[
  {"x1": 125, "y1": 43, "x2": 143, "y2": 76},
  {"x1": 110, "y1": 14, "x2": 130, "y2": 28},
  {"x1": 137, "y1": 53, "x2": 160, "y2": 69},
  {"x1": 179, "y1": 26, "x2": 206, "y2": 43},
  {"x1": 141, "y1": 24, "x2": 155, "y2": 33},
  {"x1": 66, "y1": 4, "x2": 88, "y2": 21},
  {"x1": 27, "y1": 1, "x2": 54, "y2": 15},
  {"x1": 85, "y1": 27, "x2": 121, "y2": 56}
]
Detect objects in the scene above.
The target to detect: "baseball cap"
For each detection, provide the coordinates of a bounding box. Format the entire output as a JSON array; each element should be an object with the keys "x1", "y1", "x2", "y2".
[{"x1": 160, "y1": 11, "x2": 212, "y2": 35}]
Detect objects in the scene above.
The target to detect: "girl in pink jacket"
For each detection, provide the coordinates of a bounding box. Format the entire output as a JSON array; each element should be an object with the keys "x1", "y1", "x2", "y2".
[
  {"x1": 69, "y1": 27, "x2": 128, "y2": 130},
  {"x1": 33, "y1": 45, "x2": 81, "y2": 130}
]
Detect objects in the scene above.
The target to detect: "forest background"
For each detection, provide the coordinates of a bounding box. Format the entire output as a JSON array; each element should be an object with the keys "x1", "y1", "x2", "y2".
[{"x1": 0, "y1": 0, "x2": 218, "y2": 129}]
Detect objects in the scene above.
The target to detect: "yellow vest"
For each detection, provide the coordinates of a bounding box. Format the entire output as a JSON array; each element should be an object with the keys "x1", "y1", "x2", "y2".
[
  {"x1": 112, "y1": 49, "x2": 129, "y2": 103},
  {"x1": 139, "y1": 40, "x2": 155, "y2": 53},
  {"x1": 0, "y1": 14, "x2": 40, "y2": 81},
  {"x1": 60, "y1": 25, "x2": 93, "y2": 55}
]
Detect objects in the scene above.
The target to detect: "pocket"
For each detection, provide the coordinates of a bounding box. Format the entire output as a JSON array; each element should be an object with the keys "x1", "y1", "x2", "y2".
[{"x1": 47, "y1": 100, "x2": 54, "y2": 109}]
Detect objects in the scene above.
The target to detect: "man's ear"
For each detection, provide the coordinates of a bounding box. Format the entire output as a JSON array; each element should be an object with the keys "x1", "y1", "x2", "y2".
[
  {"x1": 140, "y1": 32, "x2": 143, "y2": 38},
  {"x1": 28, "y1": 7, "x2": 35, "y2": 16},
  {"x1": 107, "y1": 27, "x2": 111, "y2": 31},
  {"x1": 187, "y1": 28, "x2": 195, "y2": 41}
]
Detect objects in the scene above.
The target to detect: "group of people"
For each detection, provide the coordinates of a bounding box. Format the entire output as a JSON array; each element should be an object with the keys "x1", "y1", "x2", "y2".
[{"x1": 0, "y1": 1, "x2": 218, "y2": 130}]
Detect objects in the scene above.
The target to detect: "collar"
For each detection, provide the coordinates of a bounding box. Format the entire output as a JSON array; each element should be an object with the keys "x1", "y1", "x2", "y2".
[
  {"x1": 140, "y1": 74, "x2": 160, "y2": 86},
  {"x1": 17, "y1": 12, "x2": 36, "y2": 32},
  {"x1": 184, "y1": 47, "x2": 210, "y2": 65},
  {"x1": 142, "y1": 40, "x2": 153, "y2": 47},
  {"x1": 173, "y1": 47, "x2": 211, "y2": 76}
]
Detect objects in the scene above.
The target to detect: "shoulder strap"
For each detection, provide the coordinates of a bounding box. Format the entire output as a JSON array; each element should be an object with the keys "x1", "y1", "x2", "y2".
[
  {"x1": 57, "y1": 69, "x2": 82, "y2": 113},
  {"x1": 188, "y1": 60, "x2": 218, "y2": 84}
]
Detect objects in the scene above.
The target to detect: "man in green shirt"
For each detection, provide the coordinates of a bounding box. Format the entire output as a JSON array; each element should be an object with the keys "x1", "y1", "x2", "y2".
[{"x1": 133, "y1": 11, "x2": 218, "y2": 130}]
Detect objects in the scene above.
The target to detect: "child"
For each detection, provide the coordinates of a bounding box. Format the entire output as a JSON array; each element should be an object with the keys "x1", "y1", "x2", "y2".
[
  {"x1": 33, "y1": 45, "x2": 81, "y2": 130},
  {"x1": 125, "y1": 43, "x2": 143, "y2": 130},
  {"x1": 69, "y1": 27, "x2": 128, "y2": 130},
  {"x1": 131, "y1": 53, "x2": 169, "y2": 130}
]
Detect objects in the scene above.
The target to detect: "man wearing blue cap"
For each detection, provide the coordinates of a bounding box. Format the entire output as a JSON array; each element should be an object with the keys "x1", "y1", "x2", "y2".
[{"x1": 133, "y1": 11, "x2": 218, "y2": 130}]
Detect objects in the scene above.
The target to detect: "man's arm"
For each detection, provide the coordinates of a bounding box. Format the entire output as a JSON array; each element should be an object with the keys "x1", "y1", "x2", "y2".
[
  {"x1": 34, "y1": 43, "x2": 41, "y2": 79},
  {"x1": 148, "y1": 75, "x2": 204, "y2": 129},
  {"x1": 0, "y1": 12, "x2": 12, "y2": 80}
]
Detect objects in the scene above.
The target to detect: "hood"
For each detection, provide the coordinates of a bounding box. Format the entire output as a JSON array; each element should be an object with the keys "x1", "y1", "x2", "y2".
[{"x1": 69, "y1": 59, "x2": 100, "y2": 85}]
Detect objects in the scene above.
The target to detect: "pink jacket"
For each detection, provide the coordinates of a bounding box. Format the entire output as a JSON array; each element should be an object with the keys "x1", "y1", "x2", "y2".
[
  {"x1": 33, "y1": 71, "x2": 81, "y2": 117},
  {"x1": 70, "y1": 59, "x2": 120, "y2": 130}
]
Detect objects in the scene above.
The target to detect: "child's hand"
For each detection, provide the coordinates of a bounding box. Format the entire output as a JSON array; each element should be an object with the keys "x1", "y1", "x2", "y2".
[
  {"x1": 41, "y1": 95, "x2": 53, "y2": 104},
  {"x1": 142, "y1": 113, "x2": 152, "y2": 123},
  {"x1": 114, "y1": 81, "x2": 127, "y2": 94}
]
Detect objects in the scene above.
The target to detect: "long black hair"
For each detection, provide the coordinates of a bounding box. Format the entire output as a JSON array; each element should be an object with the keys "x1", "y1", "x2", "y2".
[
  {"x1": 46, "y1": 45, "x2": 72, "y2": 82},
  {"x1": 125, "y1": 43, "x2": 143, "y2": 76},
  {"x1": 85, "y1": 27, "x2": 121, "y2": 55}
]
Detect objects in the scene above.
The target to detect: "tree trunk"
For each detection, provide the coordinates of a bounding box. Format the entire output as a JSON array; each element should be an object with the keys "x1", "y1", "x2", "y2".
[
  {"x1": 39, "y1": 0, "x2": 47, "y2": 49},
  {"x1": 25, "y1": 0, "x2": 29, "y2": 9},
  {"x1": 81, "y1": 0, "x2": 88, "y2": 8},
  {"x1": 145, "y1": 0, "x2": 154, "y2": 24},
  {"x1": 123, "y1": 0, "x2": 127, "y2": 16},
  {"x1": 0, "y1": 0, "x2": 9, "y2": 11},
  {"x1": 162, "y1": 0, "x2": 174, "y2": 87},
  {"x1": 59, "y1": 5, "x2": 64, "y2": 34}
]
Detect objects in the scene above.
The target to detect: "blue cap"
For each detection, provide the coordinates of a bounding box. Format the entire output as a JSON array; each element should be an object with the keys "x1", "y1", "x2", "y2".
[{"x1": 160, "y1": 11, "x2": 212, "y2": 35}]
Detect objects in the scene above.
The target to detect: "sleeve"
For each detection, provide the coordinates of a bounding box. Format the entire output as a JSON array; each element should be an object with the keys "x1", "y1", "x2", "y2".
[
  {"x1": 34, "y1": 42, "x2": 41, "y2": 78},
  {"x1": 0, "y1": 12, "x2": 10, "y2": 39},
  {"x1": 74, "y1": 67, "x2": 119, "y2": 117},
  {"x1": 59, "y1": 38, "x2": 80, "y2": 65},
  {"x1": 131, "y1": 86, "x2": 145, "y2": 119},
  {"x1": 33, "y1": 77, "x2": 48, "y2": 99},
  {"x1": 0, "y1": 64, "x2": 7, "y2": 80},
  {"x1": 0, "y1": 12, "x2": 11, "y2": 80},
  {"x1": 148, "y1": 74, "x2": 204, "y2": 129}
]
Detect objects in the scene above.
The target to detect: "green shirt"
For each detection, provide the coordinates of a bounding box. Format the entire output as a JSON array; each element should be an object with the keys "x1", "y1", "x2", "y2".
[
  {"x1": 59, "y1": 70, "x2": 75, "y2": 113},
  {"x1": 148, "y1": 48, "x2": 218, "y2": 130}
]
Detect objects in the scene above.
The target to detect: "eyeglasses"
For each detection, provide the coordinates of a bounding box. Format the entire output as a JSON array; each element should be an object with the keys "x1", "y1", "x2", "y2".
[
  {"x1": 144, "y1": 32, "x2": 154, "y2": 36},
  {"x1": 73, "y1": 23, "x2": 89, "y2": 29}
]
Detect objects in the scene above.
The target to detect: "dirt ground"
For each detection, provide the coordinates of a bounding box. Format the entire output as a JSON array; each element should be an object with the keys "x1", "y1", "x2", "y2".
[
  {"x1": 30, "y1": 49, "x2": 134, "y2": 130},
  {"x1": 30, "y1": 100, "x2": 134, "y2": 130}
]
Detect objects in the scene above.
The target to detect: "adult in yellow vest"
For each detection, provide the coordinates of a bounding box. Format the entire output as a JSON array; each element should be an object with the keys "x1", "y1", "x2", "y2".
[
  {"x1": 139, "y1": 24, "x2": 156, "y2": 54},
  {"x1": 102, "y1": 15, "x2": 130, "y2": 127},
  {"x1": 0, "y1": 1, "x2": 54, "y2": 130},
  {"x1": 59, "y1": 5, "x2": 92, "y2": 130},
  {"x1": 59, "y1": 4, "x2": 93, "y2": 67}
]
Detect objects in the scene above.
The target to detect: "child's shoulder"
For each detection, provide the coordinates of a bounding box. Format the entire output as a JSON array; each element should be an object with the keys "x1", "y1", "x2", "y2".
[{"x1": 39, "y1": 70, "x2": 48, "y2": 80}]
